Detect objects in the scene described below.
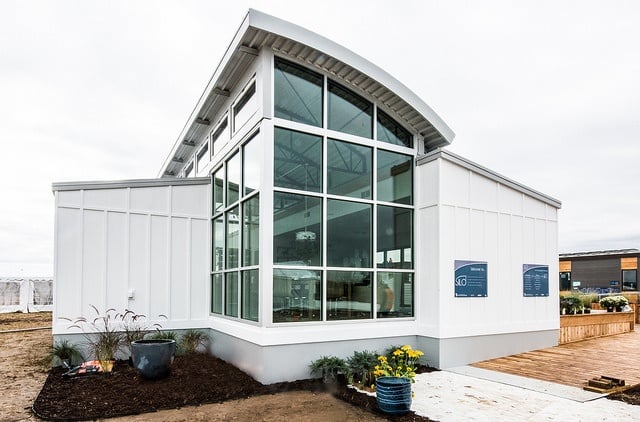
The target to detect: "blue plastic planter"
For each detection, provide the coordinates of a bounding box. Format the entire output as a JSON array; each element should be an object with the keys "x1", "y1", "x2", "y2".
[{"x1": 375, "y1": 376, "x2": 412, "y2": 415}]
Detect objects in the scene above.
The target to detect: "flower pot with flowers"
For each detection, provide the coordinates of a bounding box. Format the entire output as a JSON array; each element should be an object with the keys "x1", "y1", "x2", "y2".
[
  {"x1": 373, "y1": 345, "x2": 424, "y2": 415},
  {"x1": 600, "y1": 295, "x2": 628, "y2": 312}
]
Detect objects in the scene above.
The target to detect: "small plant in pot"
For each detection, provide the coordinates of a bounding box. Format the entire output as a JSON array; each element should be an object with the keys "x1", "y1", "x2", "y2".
[
  {"x1": 309, "y1": 355, "x2": 348, "y2": 384},
  {"x1": 373, "y1": 345, "x2": 424, "y2": 416}
]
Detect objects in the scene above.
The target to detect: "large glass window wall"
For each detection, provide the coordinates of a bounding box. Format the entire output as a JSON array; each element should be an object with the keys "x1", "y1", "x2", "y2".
[
  {"x1": 211, "y1": 132, "x2": 261, "y2": 322},
  {"x1": 271, "y1": 58, "x2": 415, "y2": 324}
]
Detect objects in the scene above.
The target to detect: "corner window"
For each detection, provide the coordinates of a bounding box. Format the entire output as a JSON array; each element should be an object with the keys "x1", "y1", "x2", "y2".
[
  {"x1": 273, "y1": 192, "x2": 322, "y2": 266},
  {"x1": 377, "y1": 272, "x2": 413, "y2": 318},
  {"x1": 376, "y1": 205, "x2": 413, "y2": 269},
  {"x1": 327, "y1": 199, "x2": 372, "y2": 268},
  {"x1": 327, "y1": 270, "x2": 372, "y2": 320},
  {"x1": 273, "y1": 269, "x2": 322, "y2": 323},
  {"x1": 274, "y1": 58, "x2": 323, "y2": 127},
  {"x1": 328, "y1": 81, "x2": 372, "y2": 139}
]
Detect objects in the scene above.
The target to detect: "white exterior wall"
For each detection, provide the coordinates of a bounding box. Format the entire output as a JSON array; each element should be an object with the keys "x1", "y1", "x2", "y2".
[
  {"x1": 416, "y1": 151, "x2": 560, "y2": 368},
  {"x1": 52, "y1": 180, "x2": 210, "y2": 335}
]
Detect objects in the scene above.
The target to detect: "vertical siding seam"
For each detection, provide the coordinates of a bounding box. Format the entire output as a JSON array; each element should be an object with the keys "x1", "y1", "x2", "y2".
[
  {"x1": 102, "y1": 208, "x2": 108, "y2": 312},
  {"x1": 79, "y1": 189, "x2": 85, "y2": 316},
  {"x1": 125, "y1": 188, "x2": 131, "y2": 310},
  {"x1": 167, "y1": 186, "x2": 173, "y2": 320}
]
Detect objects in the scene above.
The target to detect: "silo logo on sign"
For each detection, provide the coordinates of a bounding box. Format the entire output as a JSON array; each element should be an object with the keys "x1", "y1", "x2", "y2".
[{"x1": 454, "y1": 260, "x2": 488, "y2": 297}]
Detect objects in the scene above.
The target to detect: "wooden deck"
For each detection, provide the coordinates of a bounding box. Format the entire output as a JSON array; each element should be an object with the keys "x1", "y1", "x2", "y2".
[{"x1": 472, "y1": 329, "x2": 640, "y2": 389}]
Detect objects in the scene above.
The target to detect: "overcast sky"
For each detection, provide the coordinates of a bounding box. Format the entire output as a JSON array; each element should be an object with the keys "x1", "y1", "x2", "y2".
[{"x1": 1, "y1": 0, "x2": 638, "y2": 276}]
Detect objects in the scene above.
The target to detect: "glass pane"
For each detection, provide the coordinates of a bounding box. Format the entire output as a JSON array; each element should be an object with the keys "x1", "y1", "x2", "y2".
[
  {"x1": 623, "y1": 270, "x2": 637, "y2": 291},
  {"x1": 225, "y1": 272, "x2": 238, "y2": 317},
  {"x1": 213, "y1": 168, "x2": 224, "y2": 213},
  {"x1": 327, "y1": 199, "x2": 371, "y2": 267},
  {"x1": 377, "y1": 205, "x2": 413, "y2": 269},
  {"x1": 274, "y1": 58, "x2": 323, "y2": 127},
  {"x1": 273, "y1": 192, "x2": 322, "y2": 266},
  {"x1": 328, "y1": 81, "x2": 372, "y2": 138},
  {"x1": 327, "y1": 139, "x2": 372, "y2": 198},
  {"x1": 377, "y1": 272, "x2": 413, "y2": 318},
  {"x1": 377, "y1": 150, "x2": 413, "y2": 205},
  {"x1": 226, "y1": 206, "x2": 239, "y2": 269},
  {"x1": 211, "y1": 274, "x2": 223, "y2": 314},
  {"x1": 212, "y1": 216, "x2": 224, "y2": 271},
  {"x1": 233, "y1": 82, "x2": 257, "y2": 131},
  {"x1": 226, "y1": 152, "x2": 241, "y2": 205},
  {"x1": 327, "y1": 270, "x2": 372, "y2": 320},
  {"x1": 273, "y1": 268, "x2": 322, "y2": 323},
  {"x1": 241, "y1": 269, "x2": 259, "y2": 321},
  {"x1": 211, "y1": 118, "x2": 229, "y2": 158},
  {"x1": 243, "y1": 195, "x2": 259, "y2": 267},
  {"x1": 377, "y1": 109, "x2": 412, "y2": 148},
  {"x1": 243, "y1": 134, "x2": 261, "y2": 195},
  {"x1": 196, "y1": 143, "x2": 209, "y2": 173},
  {"x1": 274, "y1": 127, "x2": 322, "y2": 193}
]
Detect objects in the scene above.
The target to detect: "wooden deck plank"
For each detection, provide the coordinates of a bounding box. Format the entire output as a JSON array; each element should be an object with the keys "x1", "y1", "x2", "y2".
[{"x1": 472, "y1": 330, "x2": 640, "y2": 389}]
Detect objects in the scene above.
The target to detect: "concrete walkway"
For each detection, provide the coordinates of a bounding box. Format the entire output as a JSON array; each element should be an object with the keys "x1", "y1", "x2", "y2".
[
  {"x1": 410, "y1": 330, "x2": 640, "y2": 421},
  {"x1": 412, "y1": 367, "x2": 637, "y2": 421}
]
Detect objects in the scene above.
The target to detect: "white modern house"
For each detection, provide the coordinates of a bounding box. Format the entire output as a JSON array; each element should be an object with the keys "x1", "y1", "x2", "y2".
[{"x1": 52, "y1": 9, "x2": 561, "y2": 384}]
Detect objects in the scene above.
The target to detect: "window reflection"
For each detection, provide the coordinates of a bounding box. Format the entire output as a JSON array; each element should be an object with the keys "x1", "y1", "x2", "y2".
[
  {"x1": 211, "y1": 274, "x2": 223, "y2": 314},
  {"x1": 226, "y1": 153, "x2": 240, "y2": 205},
  {"x1": 327, "y1": 199, "x2": 371, "y2": 267},
  {"x1": 213, "y1": 216, "x2": 223, "y2": 271},
  {"x1": 377, "y1": 205, "x2": 413, "y2": 269},
  {"x1": 327, "y1": 271, "x2": 372, "y2": 320},
  {"x1": 274, "y1": 127, "x2": 322, "y2": 192},
  {"x1": 377, "y1": 109, "x2": 412, "y2": 148},
  {"x1": 243, "y1": 135, "x2": 261, "y2": 195},
  {"x1": 225, "y1": 272, "x2": 238, "y2": 317},
  {"x1": 273, "y1": 268, "x2": 322, "y2": 322},
  {"x1": 241, "y1": 269, "x2": 259, "y2": 321},
  {"x1": 275, "y1": 58, "x2": 323, "y2": 127},
  {"x1": 213, "y1": 169, "x2": 224, "y2": 213},
  {"x1": 327, "y1": 139, "x2": 372, "y2": 199},
  {"x1": 226, "y1": 206, "x2": 239, "y2": 269},
  {"x1": 377, "y1": 150, "x2": 413, "y2": 205},
  {"x1": 273, "y1": 192, "x2": 322, "y2": 266},
  {"x1": 328, "y1": 81, "x2": 373, "y2": 139},
  {"x1": 243, "y1": 196, "x2": 259, "y2": 267},
  {"x1": 377, "y1": 272, "x2": 413, "y2": 318}
]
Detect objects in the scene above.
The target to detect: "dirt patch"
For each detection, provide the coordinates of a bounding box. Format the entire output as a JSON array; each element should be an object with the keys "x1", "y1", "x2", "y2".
[{"x1": 609, "y1": 385, "x2": 640, "y2": 406}]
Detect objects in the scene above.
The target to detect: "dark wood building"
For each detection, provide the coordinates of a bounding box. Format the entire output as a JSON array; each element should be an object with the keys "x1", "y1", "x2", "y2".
[{"x1": 559, "y1": 249, "x2": 639, "y2": 292}]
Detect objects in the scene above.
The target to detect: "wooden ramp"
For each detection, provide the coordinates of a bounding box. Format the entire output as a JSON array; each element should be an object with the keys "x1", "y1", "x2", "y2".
[{"x1": 472, "y1": 329, "x2": 640, "y2": 389}]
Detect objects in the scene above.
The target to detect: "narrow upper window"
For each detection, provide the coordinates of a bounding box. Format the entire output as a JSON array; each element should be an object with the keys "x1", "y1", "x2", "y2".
[
  {"x1": 210, "y1": 117, "x2": 229, "y2": 158},
  {"x1": 377, "y1": 109, "x2": 413, "y2": 148},
  {"x1": 274, "y1": 58, "x2": 323, "y2": 127},
  {"x1": 184, "y1": 161, "x2": 194, "y2": 178},
  {"x1": 328, "y1": 81, "x2": 372, "y2": 139},
  {"x1": 196, "y1": 143, "x2": 210, "y2": 173},
  {"x1": 233, "y1": 81, "x2": 257, "y2": 132}
]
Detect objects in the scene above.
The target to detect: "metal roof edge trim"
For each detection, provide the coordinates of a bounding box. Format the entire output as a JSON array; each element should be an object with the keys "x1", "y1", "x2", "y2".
[
  {"x1": 52, "y1": 177, "x2": 211, "y2": 192},
  {"x1": 247, "y1": 9, "x2": 455, "y2": 143},
  {"x1": 417, "y1": 149, "x2": 562, "y2": 209},
  {"x1": 157, "y1": 10, "x2": 252, "y2": 178}
]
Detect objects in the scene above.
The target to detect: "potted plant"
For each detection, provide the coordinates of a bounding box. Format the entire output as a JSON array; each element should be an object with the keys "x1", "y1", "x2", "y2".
[
  {"x1": 309, "y1": 355, "x2": 348, "y2": 384},
  {"x1": 600, "y1": 295, "x2": 629, "y2": 312},
  {"x1": 373, "y1": 345, "x2": 424, "y2": 415}
]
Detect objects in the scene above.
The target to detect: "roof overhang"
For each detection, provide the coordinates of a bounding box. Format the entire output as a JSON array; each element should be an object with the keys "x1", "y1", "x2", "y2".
[{"x1": 158, "y1": 9, "x2": 455, "y2": 178}]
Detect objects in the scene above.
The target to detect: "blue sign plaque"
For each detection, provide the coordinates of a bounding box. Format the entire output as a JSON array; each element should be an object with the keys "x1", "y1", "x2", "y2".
[
  {"x1": 454, "y1": 260, "x2": 488, "y2": 297},
  {"x1": 522, "y1": 264, "x2": 549, "y2": 297}
]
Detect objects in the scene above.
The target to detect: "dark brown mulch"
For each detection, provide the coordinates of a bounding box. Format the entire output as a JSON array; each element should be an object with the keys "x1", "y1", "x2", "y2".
[{"x1": 32, "y1": 353, "x2": 433, "y2": 421}]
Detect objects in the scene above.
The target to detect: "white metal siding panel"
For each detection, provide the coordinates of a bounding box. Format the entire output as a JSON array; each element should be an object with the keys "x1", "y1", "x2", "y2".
[
  {"x1": 130, "y1": 187, "x2": 170, "y2": 214},
  {"x1": 129, "y1": 213, "x2": 150, "y2": 315},
  {"x1": 190, "y1": 218, "x2": 209, "y2": 319},
  {"x1": 170, "y1": 217, "x2": 189, "y2": 321},
  {"x1": 149, "y1": 215, "x2": 169, "y2": 318},
  {"x1": 55, "y1": 207, "x2": 83, "y2": 320},
  {"x1": 82, "y1": 210, "x2": 105, "y2": 312},
  {"x1": 106, "y1": 211, "x2": 128, "y2": 311},
  {"x1": 84, "y1": 188, "x2": 127, "y2": 210}
]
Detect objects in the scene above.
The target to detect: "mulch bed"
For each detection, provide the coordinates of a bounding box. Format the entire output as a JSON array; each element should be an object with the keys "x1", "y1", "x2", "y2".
[
  {"x1": 608, "y1": 384, "x2": 640, "y2": 406},
  {"x1": 32, "y1": 353, "x2": 433, "y2": 421}
]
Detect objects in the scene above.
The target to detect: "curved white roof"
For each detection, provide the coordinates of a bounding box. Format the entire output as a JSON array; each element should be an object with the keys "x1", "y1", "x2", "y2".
[{"x1": 159, "y1": 9, "x2": 455, "y2": 177}]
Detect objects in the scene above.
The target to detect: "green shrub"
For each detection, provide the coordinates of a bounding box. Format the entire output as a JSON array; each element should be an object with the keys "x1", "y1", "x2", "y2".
[
  {"x1": 310, "y1": 355, "x2": 347, "y2": 382},
  {"x1": 48, "y1": 340, "x2": 84, "y2": 367}
]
